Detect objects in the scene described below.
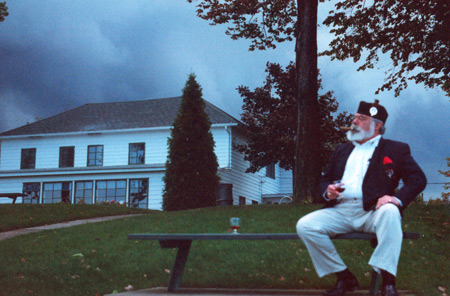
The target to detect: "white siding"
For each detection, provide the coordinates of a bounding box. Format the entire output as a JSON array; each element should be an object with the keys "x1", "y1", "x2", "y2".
[
  {"x1": 0, "y1": 131, "x2": 169, "y2": 170},
  {"x1": 261, "y1": 166, "x2": 279, "y2": 195},
  {"x1": 279, "y1": 167, "x2": 293, "y2": 195},
  {"x1": 146, "y1": 130, "x2": 171, "y2": 165},
  {"x1": 218, "y1": 132, "x2": 293, "y2": 205},
  {"x1": 0, "y1": 127, "x2": 230, "y2": 171},
  {"x1": 218, "y1": 132, "x2": 282, "y2": 205},
  {"x1": 0, "y1": 176, "x2": 23, "y2": 194},
  {"x1": 219, "y1": 148, "x2": 264, "y2": 204},
  {"x1": 147, "y1": 172, "x2": 165, "y2": 209}
]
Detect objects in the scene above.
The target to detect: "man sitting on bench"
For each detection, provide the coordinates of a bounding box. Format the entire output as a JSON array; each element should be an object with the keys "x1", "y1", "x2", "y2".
[{"x1": 296, "y1": 100, "x2": 427, "y2": 296}]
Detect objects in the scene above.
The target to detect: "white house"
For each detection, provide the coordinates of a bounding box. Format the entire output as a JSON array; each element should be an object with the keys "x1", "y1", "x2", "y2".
[{"x1": 0, "y1": 97, "x2": 293, "y2": 210}]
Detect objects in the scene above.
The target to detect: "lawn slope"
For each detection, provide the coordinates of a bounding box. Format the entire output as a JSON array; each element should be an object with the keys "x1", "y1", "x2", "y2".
[{"x1": 0, "y1": 203, "x2": 448, "y2": 296}]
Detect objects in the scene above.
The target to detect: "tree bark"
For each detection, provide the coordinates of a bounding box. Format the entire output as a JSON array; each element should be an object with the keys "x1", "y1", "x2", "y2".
[{"x1": 293, "y1": 0, "x2": 321, "y2": 203}]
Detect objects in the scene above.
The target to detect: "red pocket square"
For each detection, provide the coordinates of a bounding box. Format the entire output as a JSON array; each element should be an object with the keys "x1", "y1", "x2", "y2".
[{"x1": 383, "y1": 156, "x2": 394, "y2": 165}]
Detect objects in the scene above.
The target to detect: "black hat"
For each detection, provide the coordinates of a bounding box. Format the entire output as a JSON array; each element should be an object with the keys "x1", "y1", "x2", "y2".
[{"x1": 357, "y1": 100, "x2": 388, "y2": 124}]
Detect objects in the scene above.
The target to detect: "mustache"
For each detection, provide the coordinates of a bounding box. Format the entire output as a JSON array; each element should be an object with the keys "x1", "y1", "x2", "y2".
[
  {"x1": 339, "y1": 124, "x2": 361, "y2": 132},
  {"x1": 340, "y1": 125, "x2": 361, "y2": 133},
  {"x1": 350, "y1": 124, "x2": 361, "y2": 133}
]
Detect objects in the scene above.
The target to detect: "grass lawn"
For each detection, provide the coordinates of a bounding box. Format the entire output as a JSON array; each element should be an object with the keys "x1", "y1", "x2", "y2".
[
  {"x1": 0, "y1": 203, "x2": 151, "y2": 232},
  {"x1": 0, "y1": 203, "x2": 448, "y2": 296}
]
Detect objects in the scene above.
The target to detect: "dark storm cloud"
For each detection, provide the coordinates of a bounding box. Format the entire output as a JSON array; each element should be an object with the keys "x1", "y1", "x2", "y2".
[
  {"x1": 389, "y1": 96, "x2": 449, "y2": 199},
  {"x1": 0, "y1": 1, "x2": 448, "y2": 199},
  {"x1": 0, "y1": 1, "x2": 187, "y2": 130},
  {"x1": 0, "y1": 1, "x2": 289, "y2": 130}
]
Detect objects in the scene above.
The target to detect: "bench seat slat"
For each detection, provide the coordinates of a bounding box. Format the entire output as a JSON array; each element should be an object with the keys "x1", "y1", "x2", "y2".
[{"x1": 127, "y1": 232, "x2": 419, "y2": 241}]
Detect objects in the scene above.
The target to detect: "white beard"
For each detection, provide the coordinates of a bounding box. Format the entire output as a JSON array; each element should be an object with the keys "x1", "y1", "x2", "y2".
[{"x1": 346, "y1": 120, "x2": 376, "y2": 142}]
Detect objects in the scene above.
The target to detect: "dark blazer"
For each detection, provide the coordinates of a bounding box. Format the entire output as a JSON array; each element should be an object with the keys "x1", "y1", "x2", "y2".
[{"x1": 320, "y1": 137, "x2": 427, "y2": 212}]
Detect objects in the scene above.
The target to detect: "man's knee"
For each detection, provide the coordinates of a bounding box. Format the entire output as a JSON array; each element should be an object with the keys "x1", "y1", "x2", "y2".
[
  {"x1": 296, "y1": 214, "x2": 320, "y2": 238},
  {"x1": 296, "y1": 217, "x2": 307, "y2": 237},
  {"x1": 377, "y1": 203, "x2": 401, "y2": 219},
  {"x1": 374, "y1": 203, "x2": 402, "y2": 230}
]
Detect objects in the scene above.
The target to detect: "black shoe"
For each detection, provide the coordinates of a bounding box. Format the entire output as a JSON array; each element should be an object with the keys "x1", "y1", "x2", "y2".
[
  {"x1": 323, "y1": 277, "x2": 359, "y2": 296},
  {"x1": 381, "y1": 284, "x2": 399, "y2": 296}
]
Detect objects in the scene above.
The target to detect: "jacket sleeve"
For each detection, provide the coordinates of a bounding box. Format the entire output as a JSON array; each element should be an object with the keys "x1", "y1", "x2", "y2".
[
  {"x1": 395, "y1": 143, "x2": 427, "y2": 209},
  {"x1": 319, "y1": 146, "x2": 341, "y2": 202}
]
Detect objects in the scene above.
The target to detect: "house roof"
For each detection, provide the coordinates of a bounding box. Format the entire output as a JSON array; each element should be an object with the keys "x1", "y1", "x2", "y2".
[{"x1": 0, "y1": 97, "x2": 241, "y2": 137}]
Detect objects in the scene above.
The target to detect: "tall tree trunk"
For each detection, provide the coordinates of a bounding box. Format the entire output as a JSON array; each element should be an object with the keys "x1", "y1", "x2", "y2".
[{"x1": 293, "y1": 0, "x2": 321, "y2": 203}]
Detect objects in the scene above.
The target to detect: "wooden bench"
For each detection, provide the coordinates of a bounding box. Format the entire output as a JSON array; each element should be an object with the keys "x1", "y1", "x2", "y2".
[{"x1": 127, "y1": 232, "x2": 419, "y2": 294}]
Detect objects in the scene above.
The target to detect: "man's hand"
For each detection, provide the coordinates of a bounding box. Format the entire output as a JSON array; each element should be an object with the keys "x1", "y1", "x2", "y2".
[
  {"x1": 326, "y1": 184, "x2": 341, "y2": 200},
  {"x1": 375, "y1": 195, "x2": 400, "y2": 210}
]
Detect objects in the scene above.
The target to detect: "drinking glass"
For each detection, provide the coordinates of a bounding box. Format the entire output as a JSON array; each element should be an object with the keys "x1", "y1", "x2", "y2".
[
  {"x1": 333, "y1": 180, "x2": 345, "y2": 198},
  {"x1": 230, "y1": 217, "x2": 240, "y2": 234}
]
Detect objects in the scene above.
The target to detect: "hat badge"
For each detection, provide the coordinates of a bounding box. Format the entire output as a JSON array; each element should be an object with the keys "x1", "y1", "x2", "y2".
[{"x1": 370, "y1": 107, "x2": 378, "y2": 116}]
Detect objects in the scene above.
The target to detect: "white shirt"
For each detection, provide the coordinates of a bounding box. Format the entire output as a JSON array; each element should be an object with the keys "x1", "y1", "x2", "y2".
[
  {"x1": 340, "y1": 135, "x2": 382, "y2": 199},
  {"x1": 324, "y1": 135, "x2": 402, "y2": 206}
]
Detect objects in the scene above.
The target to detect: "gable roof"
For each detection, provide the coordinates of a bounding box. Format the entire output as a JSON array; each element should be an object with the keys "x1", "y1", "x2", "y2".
[{"x1": 0, "y1": 97, "x2": 241, "y2": 137}]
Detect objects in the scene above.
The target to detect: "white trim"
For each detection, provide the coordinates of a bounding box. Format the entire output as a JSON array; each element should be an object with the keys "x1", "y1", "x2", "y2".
[
  {"x1": 0, "y1": 123, "x2": 238, "y2": 140},
  {"x1": 225, "y1": 126, "x2": 232, "y2": 169},
  {"x1": 0, "y1": 164, "x2": 166, "y2": 178}
]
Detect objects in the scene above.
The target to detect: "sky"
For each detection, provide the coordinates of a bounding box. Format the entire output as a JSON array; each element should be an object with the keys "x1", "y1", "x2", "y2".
[{"x1": 0, "y1": 0, "x2": 448, "y2": 200}]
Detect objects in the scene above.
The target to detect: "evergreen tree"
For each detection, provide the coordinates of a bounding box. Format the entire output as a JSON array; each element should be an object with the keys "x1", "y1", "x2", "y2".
[{"x1": 163, "y1": 74, "x2": 220, "y2": 211}]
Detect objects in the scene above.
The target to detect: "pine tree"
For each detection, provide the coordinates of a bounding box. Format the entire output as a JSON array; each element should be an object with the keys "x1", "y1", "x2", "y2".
[{"x1": 163, "y1": 74, "x2": 220, "y2": 211}]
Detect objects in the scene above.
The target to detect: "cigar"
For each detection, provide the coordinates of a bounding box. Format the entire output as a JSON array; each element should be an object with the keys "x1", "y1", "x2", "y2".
[{"x1": 340, "y1": 126, "x2": 357, "y2": 132}]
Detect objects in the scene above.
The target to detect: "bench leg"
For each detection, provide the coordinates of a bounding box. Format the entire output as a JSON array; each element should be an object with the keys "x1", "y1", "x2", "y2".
[
  {"x1": 167, "y1": 241, "x2": 192, "y2": 292},
  {"x1": 369, "y1": 269, "x2": 381, "y2": 295},
  {"x1": 367, "y1": 237, "x2": 382, "y2": 295}
]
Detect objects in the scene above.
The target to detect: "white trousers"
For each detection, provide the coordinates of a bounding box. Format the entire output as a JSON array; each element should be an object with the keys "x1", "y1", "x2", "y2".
[{"x1": 296, "y1": 201, "x2": 402, "y2": 278}]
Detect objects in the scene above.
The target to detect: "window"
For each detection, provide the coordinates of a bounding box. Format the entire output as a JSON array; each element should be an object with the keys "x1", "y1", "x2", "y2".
[
  {"x1": 75, "y1": 181, "x2": 93, "y2": 204},
  {"x1": 129, "y1": 179, "x2": 148, "y2": 208},
  {"x1": 23, "y1": 183, "x2": 40, "y2": 204},
  {"x1": 87, "y1": 145, "x2": 103, "y2": 166},
  {"x1": 96, "y1": 180, "x2": 126, "y2": 204},
  {"x1": 21, "y1": 148, "x2": 36, "y2": 169},
  {"x1": 129, "y1": 143, "x2": 145, "y2": 164},
  {"x1": 59, "y1": 146, "x2": 74, "y2": 168},
  {"x1": 239, "y1": 196, "x2": 246, "y2": 205},
  {"x1": 43, "y1": 182, "x2": 72, "y2": 203},
  {"x1": 266, "y1": 162, "x2": 276, "y2": 179}
]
